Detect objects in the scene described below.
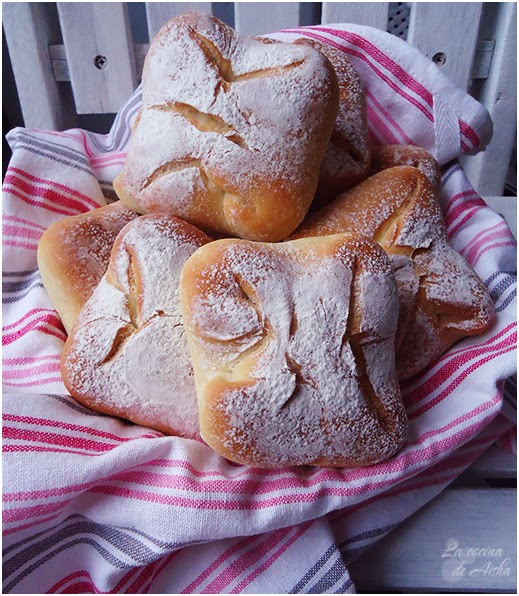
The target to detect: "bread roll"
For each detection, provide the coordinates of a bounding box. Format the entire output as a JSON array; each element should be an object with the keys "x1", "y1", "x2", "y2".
[
  {"x1": 61, "y1": 215, "x2": 211, "y2": 438},
  {"x1": 370, "y1": 144, "x2": 441, "y2": 193},
  {"x1": 113, "y1": 12, "x2": 339, "y2": 242},
  {"x1": 295, "y1": 38, "x2": 371, "y2": 207},
  {"x1": 37, "y1": 202, "x2": 139, "y2": 333},
  {"x1": 180, "y1": 234, "x2": 407, "y2": 467},
  {"x1": 292, "y1": 166, "x2": 495, "y2": 380}
]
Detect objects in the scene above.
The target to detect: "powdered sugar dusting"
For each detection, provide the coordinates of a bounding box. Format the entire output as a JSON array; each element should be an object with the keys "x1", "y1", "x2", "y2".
[
  {"x1": 292, "y1": 166, "x2": 437, "y2": 245},
  {"x1": 394, "y1": 238, "x2": 495, "y2": 378},
  {"x1": 62, "y1": 215, "x2": 210, "y2": 439},
  {"x1": 182, "y1": 236, "x2": 406, "y2": 467}
]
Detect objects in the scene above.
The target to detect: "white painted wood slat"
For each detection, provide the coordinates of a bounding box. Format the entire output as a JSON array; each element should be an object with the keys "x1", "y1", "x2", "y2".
[
  {"x1": 2, "y1": 3, "x2": 76, "y2": 130},
  {"x1": 461, "y1": 3, "x2": 517, "y2": 197},
  {"x1": 349, "y1": 488, "x2": 516, "y2": 593},
  {"x1": 407, "y1": 2, "x2": 482, "y2": 91},
  {"x1": 57, "y1": 3, "x2": 137, "y2": 114},
  {"x1": 146, "y1": 2, "x2": 212, "y2": 40},
  {"x1": 321, "y1": 2, "x2": 389, "y2": 30},
  {"x1": 234, "y1": 2, "x2": 301, "y2": 36}
]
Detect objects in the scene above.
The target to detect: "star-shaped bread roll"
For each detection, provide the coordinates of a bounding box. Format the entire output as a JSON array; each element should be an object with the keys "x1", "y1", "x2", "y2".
[
  {"x1": 62, "y1": 215, "x2": 210, "y2": 438},
  {"x1": 180, "y1": 234, "x2": 407, "y2": 467},
  {"x1": 114, "y1": 12, "x2": 339, "y2": 242},
  {"x1": 294, "y1": 37, "x2": 371, "y2": 207},
  {"x1": 369, "y1": 144, "x2": 441, "y2": 194},
  {"x1": 292, "y1": 166, "x2": 495, "y2": 379}
]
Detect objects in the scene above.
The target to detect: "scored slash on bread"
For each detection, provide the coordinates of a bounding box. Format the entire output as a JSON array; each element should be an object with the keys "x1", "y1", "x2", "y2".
[
  {"x1": 291, "y1": 166, "x2": 495, "y2": 380},
  {"x1": 180, "y1": 234, "x2": 407, "y2": 467},
  {"x1": 61, "y1": 215, "x2": 211, "y2": 439},
  {"x1": 113, "y1": 11, "x2": 340, "y2": 242},
  {"x1": 37, "y1": 202, "x2": 139, "y2": 333}
]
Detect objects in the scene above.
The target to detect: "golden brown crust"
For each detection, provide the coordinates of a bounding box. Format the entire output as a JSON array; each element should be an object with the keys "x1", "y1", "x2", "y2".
[
  {"x1": 370, "y1": 144, "x2": 441, "y2": 195},
  {"x1": 292, "y1": 166, "x2": 442, "y2": 245},
  {"x1": 37, "y1": 202, "x2": 139, "y2": 333},
  {"x1": 295, "y1": 38, "x2": 371, "y2": 207},
  {"x1": 61, "y1": 215, "x2": 211, "y2": 438},
  {"x1": 180, "y1": 234, "x2": 407, "y2": 467},
  {"x1": 113, "y1": 12, "x2": 339, "y2": 242},
  {"x1": 291, "y1": 166, "x2": 495, "y2": 380}
]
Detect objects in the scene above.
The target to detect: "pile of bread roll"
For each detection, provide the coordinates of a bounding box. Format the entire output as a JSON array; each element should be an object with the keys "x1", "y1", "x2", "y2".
[{"x1": 38, "y1": 12, "x2": 495, "y2": 468}]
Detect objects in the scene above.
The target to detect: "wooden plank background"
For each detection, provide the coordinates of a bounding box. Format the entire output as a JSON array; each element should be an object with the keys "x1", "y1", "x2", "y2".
[
  {"x1": 407, "y1": 3, "x2": 483, "y2": 90},
  {"x1": 3, "y1": 2, "x2": 517, "y2": 197},
  {"x1": 349, "y1": 487, "x2": 517, "y2": 593},
  {"x1": 4, "y1": 2, "x2": 506, "y2": 115},
  {"x1": 2, "y1": 3, "x2": 76, "y2": 130},
  {"x1": 56, "y1": 3, "x2": 137, "y2": 114},
  {"x1": 322, "y1": 2, "x2": 389, "y2": 29}
]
